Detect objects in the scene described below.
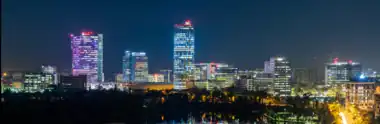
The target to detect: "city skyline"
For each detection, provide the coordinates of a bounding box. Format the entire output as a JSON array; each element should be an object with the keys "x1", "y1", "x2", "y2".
[{"x1": 2, "y1": 0, "x2": 380, "y2": 80}]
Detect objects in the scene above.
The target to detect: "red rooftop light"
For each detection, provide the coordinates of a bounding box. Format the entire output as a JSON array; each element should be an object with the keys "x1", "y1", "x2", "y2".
[
  {"x1": 348, "y1": 60, "x2": 353, "y2": 64},
  {"x1": 333, "y1": 58, "x2": 339, "y2": 64},
  {"x1": 184, "y1": 20, "x2": 191, "y2": 26},
  {"x1": 81, "y1": 32, "x2": 93, "y2": 36}
]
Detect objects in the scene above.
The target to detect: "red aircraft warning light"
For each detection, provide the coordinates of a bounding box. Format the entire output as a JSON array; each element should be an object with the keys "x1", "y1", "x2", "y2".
[
  {"x1": 81, "y1": 31, "x2": 93, "y2": 36},
  {"x1": 348, "y1": 60, "x2": 353, "y2": 64},
  {"x1": 333, "y1": 58, "x2": 339, "y2": 64},
  {"x1": 184, "y1": 20, "x2": 191, "y2": 26}
]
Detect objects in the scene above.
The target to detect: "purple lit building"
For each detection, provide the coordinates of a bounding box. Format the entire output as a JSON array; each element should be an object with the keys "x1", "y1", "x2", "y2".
[{"x1": 70, "y1": 31, "x2": 104, "y2": 83}]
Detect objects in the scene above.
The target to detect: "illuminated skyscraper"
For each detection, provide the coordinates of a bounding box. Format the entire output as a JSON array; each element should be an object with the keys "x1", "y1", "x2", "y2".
[
  {"x1": 70, "y1": 31, "x2": 104, "y2": 83},
  {"x1": 122, "y1": 51, "x2": 148, "y2": 83},
  {"x1": 265, "y1": 56, "x2": 292, "y2": 96},
  {"x1": 173, "y1": 20, "x2": 195, "y2": 89},
  {"x1": 325, "y1": 58, "x2": 362, "y2": 85}
]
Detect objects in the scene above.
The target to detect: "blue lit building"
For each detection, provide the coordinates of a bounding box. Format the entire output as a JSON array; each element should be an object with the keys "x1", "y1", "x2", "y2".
[
  {"x1": 70, "y1": 31, "x2": 104, "y2": 83},
  {"x1": 173, "y1": 20, "x2": 195, "y2": 89},
  {"x1": 122, "y1": 51, "x2": 149, "y2": 83}
]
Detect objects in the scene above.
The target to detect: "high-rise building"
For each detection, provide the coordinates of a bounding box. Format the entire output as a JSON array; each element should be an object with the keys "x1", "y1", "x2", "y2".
[
  {"x1": 324, "y1": 58, "x2": 362, "y2": 85},
  {"x1": 122, "y1": 51, "x2": 149, "y2": 83},
  {"x1": 70, "y1": 31, "x2": 104, "y2": 83},
  {"x1": 264, "y1": 61, "x2": 274, "y2": 73},
  {"x1": 292, "y1": 68, "x2": 317, "y2": 85},
  {"x1": 160, "y1": 70, "x2": 172, "y2": 83},
  {"x1": 265, "y1": 56, "x2": 292, "y2": 96},
  {"x1": 173, "y1": 20, "x2": 195, "y2": 90},
  {"x1": 41, "y1": 65, "x2": 58, "y2": 85}
]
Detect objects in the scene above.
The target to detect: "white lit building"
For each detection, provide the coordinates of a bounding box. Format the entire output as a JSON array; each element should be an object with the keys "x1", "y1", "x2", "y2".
[
  {"x1": 41, "y1": 65, "x2": 58, "y2": 85},
  {"x1": 173, "y1": 20, "x2": 195, "y2": 90},
  {"x1": 24, "y1": 73, "x2": 54, "y2": 92},
  {"x1": 264, "y1": 56, "x2": 292, "y2": 96}
]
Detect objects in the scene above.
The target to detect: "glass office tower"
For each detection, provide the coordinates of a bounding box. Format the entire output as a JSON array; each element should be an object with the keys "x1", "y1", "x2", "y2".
[
  {"x1": 122, "y1": 51, "x2": 149, "y2": 83},
  {"x1": 265, "y1": 56, "x2": 292, "y2": 96},
  {"x1": 70, "y1": 31, "x2": 104, "y2": 83},
  {"x1": 173, "y1": 20, "x2": 195, "y2": 89},
  {"x1": 325, "y1": 58, "x2": 362, "y2": 85}
]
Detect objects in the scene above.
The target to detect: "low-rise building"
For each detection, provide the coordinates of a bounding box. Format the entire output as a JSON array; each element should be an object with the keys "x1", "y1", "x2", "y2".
[
  {"x1": 345, "y1": 82, "x2": 375, "y2": 110},
  {"x1": 24, "y1": 73, "x2": 54, "y2": 92},
  {"x1": 148, "y1": 74, "x2": 165, "y2": 82},
  {"x1": 59, "y1": 75, "x2": 87, "y2": 91},
  {"x1": 375, "y1": 82, "x2": 380, "y2": 118}
]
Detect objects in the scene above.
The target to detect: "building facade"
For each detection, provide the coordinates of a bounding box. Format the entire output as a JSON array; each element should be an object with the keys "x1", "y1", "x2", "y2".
[
  {"x1": 148, "y1": 74, "x2": 165, "y2": 82},
  {"x1": 59, "y1": 75, "x2": 87, "y2": 91},
  {"x1": 292, "y1": 68, "x2": 317, "y2": 85},
  {"x1": 115, "y1": 73, "x2": 123, "y2": 83},
  {"x1": 24, "y1": 73, "x2": 54, "y2": 92},
  {"x1": 1, "y1": 72, "x2": 24, "y2": 92},
  {"x1": 253, "y1": 73, "x2": 274, "y2": 91},
  {"x1": 345, "y1": 82, "x2": 375, "y2": 110},
  {"x1": 160, "y1": 70, "x2": 172, "y2": 83},
  {"x1": 70, "y1": 31, "x2": 104, "y2": 83},
  {"x1": 173, "y1": 20, "x2": 195, "y2": 89},
  {"x1": 325, "y1": 58, "x2": 362, "y2": 85},
  {"x1": 41, "y1": 65, "x2": 58, "y2": 85},
  {"x1": 122, "y1": 51, "x2": 149, "y2": 83},
  {"x1": 265, "y1": 56, "x2": 292, "y2": 96}
]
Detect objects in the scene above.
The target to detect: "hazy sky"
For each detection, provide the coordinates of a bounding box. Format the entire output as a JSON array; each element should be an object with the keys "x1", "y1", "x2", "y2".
[{"x1": 2, "y1": 0, "x2": 380, "y2": 79}]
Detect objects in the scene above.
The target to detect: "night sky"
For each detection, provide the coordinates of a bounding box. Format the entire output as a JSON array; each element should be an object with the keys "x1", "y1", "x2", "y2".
[{"x1": 2, "y1": 0, "x2": 380, "y2": 80}]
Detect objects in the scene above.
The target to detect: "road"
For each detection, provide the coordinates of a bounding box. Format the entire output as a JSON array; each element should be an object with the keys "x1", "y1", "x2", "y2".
[{"x1": 339, "y1": 112, "x2": 348, "y2": 124}]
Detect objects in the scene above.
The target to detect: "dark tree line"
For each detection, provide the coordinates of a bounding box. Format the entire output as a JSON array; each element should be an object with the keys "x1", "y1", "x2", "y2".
[{"x1": 1, "y1": 88, "x2": 268, "y2": 123}]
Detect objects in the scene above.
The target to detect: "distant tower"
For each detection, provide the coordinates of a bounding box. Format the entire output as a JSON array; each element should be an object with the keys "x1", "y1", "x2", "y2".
[
  {"x1": 266, "y1": 56, "x2": 292, "y2": 96},
  {"x1": 123, "y1": 51, "x2": 149, "y2": 83},
  {"x1": 173, "y1": 20, "x2": 195, "y2": 89},
  {"x1": 70, "y1": 31, "x2": 104, "y2": 83}
]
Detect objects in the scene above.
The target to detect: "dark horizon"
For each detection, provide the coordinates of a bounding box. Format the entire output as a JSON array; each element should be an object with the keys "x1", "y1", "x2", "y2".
[{"x1": 2, "y1": 0, "x2": 380, "y2": 80}]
